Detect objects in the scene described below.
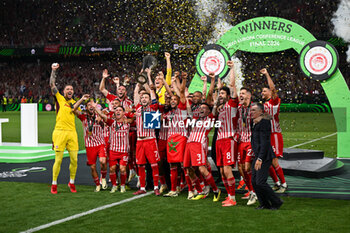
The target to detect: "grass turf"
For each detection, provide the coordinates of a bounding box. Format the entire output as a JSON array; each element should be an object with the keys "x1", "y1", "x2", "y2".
[{"x1": 0, "y1": 182, "x2": 349, "y2": 233}]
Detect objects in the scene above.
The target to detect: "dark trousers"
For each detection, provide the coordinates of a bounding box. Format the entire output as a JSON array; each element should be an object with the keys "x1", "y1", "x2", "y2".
[{"x1": 252, "y1": 158, "x2": 282, "y2": 208}]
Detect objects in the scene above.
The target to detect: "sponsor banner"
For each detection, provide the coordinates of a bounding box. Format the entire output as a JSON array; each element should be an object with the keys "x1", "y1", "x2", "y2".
[{"x1": 44, "y1": 44, "x2": 61, "y2": 53}]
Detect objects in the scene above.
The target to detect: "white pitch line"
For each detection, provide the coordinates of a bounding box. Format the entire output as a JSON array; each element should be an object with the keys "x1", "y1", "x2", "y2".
[
  {"x1": 21, "y1": 192, "x2": 153, "y2": 233},
  {"x1": 288, "y1": 132, "x2": 337, "y2": 149}
]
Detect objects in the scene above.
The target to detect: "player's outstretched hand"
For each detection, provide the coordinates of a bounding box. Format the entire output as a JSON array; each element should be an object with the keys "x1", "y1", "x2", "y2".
[
  {"x1": 260, "y1": 68, "x2": 268, "y2": 75},
  {"x1": 113, "y1": 77, "x2": 120, "y2": 84},
  {"x1": 201, "y1": 76, "x2": 207, "y2": 82},
  {"x1": 51, "y1": 63, "x2": 59, "y2": 71},
  {"x1": 165, "y1": 52, "x2": 171, "y2": 59},
  {"x1": 227, "y1": 60, "x2": 234, "y2": 68},
  {"x1": 82, "y1": 94, "x2": 90, "y2": 101},
  {"x1": 102, "y1": 69, "x2": 109, "y2": 79},
  {"x1": 209, "y1": 72, "x2": 215, "y2": 80}
]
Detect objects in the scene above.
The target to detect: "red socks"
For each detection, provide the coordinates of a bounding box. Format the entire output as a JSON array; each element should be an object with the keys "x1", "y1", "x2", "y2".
[
  {"x1": 138, "y1": 165, "x2": 146, "y2": 189},
  {"x1": 100, "y1": 170, "x2": 107, "y2": 179},
  {"x1": 222, "y1": 176, "x2": 229, "y2": 194},
  {"x1": 227, "y1": 177, "x2": 236, "y2": 196},
  {"x1": 269, "y1": 166, "x2": 279, "y2": 183},
  {"x1": 151, "y1": 163, "x2": 159, "y2": 189},
  {"x1": 192, "y1": 177, "x2": 203, "y2": 193},
  {"x1": 110, "y1": 172, "x2": 117, "y2": 186},
  {"x1": 93, "y1": 177, "x2": 100, "y2": 186},
  {"x1": 184, "y1": 172, "x2": 194, "y2": 192},
  {"x1": 170, "y1": 167, "x2": 178, "y2": 191},
  {"x1": 275, "y1": 165, "x2": 286, "y2": 184},
  {"x1": 120, "y1": 171, "x2": 127, "y2": 186},
  {"x1": 205, "y1": 173, "x2": 218, "y2": 192},
  {"x1": 243, "y1": 171, "x2": 254, "y2": 192}
]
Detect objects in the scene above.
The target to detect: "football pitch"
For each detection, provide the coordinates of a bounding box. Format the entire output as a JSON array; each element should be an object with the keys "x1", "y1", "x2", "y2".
[{"x1": 1, "y1": 112, "x2": 349, "y2": 233}]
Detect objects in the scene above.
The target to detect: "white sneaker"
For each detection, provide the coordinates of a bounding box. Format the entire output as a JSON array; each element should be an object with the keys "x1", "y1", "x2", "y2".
[
  {"x1": 120, "y1": 185, "x2": 126, "y2": 193},
  {"x1": 202, "y1": 185, "x2": 210, "y2": 197},
  {"x1": 101, "y1": 178, "x2": 108, "y2": 190},
  {"x1": 247, "y1": 193, "x2": 257, "y2": 205},
  {"x1": 163, "y1": 191, "x2": 178, "y2": 197},
  {"x1": 176, "y1": 186, "x2": 181, "y2": 194},
  {"x1": 159, "y1": 184, "x2": 167, "y2": 194},
  {"x1": 110, "y1": 186, "x2": 118, "y2": 193},
  {"x1": 128, "y1": 169, "x2": 136, "y2": 183},
  {"x1": 187, "y1": 191, "x2": 195, "y2": 200},
  {"x1": 95, "y1": 185, "x2": 101, "y2": 192},
  {"x1": 276, "y1": 185, "x2": 288, "y2": 193}
]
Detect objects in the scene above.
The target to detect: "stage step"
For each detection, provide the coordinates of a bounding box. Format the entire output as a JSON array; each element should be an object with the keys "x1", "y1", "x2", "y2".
[
  {"x1": 279, "y1": 157, "x2": 345, "y2": 178},
  {"x1": 283, "y1": 148, "x2": 324, "y2": 160}
]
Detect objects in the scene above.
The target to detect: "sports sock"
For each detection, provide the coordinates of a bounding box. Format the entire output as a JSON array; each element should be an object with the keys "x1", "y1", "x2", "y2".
[
  {"x1": 227, "y1": 177, "x2": 236, "y2": 196},
  {"x1": 120, "y1": 171, "x2": 127, "y2": 186},
  {"x1": 151, "y1": 163, "x2": 159, "y2": 189},
  {"x1": 110, "y1": 172, "x2": 117, "y2": 186},
  {"x1": 184, "y1": 172, "x2": 194, "y2": 192},
  {"x1": 205, "y1": 173, "x2": 218, "y2": 192},
  {"x1": 170, "y1": 167, "x2": 178, "y2": 191},
  {"x1": 222, "y1": 176, "x2": 229, "y2": 194},
  {"x1": 159, "y1": 175, "x2": 166, "y2": 185},
  {"x1": 243, "y1": 171, "x2": 254, "y2": 192},
  {"x1": 101, "y1": 170, "x2": 107, "y2": 179},
  {"x1": 275, "y1": 165, "x2": 286, "y2": 184},
  {"x1": 192, "y1": 177, "x2": 203, "y2": 193},
  {"x1": 138, "y1": 165, "x2": 146, "y2": 189},
  {"x1": 93, "y1": 177, "x2": 100, "y2": 186},
  {"x1": 269, "y1": 166, "x2": 279, "y2": 183}
]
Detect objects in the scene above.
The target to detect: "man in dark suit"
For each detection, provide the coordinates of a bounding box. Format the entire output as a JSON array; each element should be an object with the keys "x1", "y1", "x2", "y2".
[{"x1": 250, "y1": 102, "x2": 283, "y2": 210}]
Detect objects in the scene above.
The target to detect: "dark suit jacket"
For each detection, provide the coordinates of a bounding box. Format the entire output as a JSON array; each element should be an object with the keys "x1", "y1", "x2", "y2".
[{"x1": 251, "y1": 118, "x2": 276, "y2": 162}]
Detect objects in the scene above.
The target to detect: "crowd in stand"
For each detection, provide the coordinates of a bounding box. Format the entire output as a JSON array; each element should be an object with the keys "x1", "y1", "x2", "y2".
[
  {"x1": 1, "y1": 0, "x2": 339, "y2": 46},
  {"x1": 0, "y1": 0, "x2": 348, "y2": 106}
]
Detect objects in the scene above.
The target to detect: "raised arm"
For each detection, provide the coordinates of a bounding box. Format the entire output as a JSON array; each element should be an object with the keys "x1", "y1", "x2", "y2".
[
  {"x1": 179, "y1": 72, "x2": 187, "y2": 104},
  {"x1": 99, "y1": 69, "x2": 109, "y2": 97},
  {"x1": 92, "y1": 102, "x2": 108, "y2": 122},
  {"x1": 227, "y1": 61, "x2": 237, "y2": 98},
  {"x1": 206, "y1": 73, "x2": 216, "y2": 105},
  {"x1": 212, "y1": 90, "x2": 220, "y2": 116},
  {"x1": 165, "y1": 52, "x2": 172, "y2": 85},
  {"x1": 72, "y1": 94, "x2": 90, "y2": 114},
  {"x1": 146, "y1": 68, "x2": 156, "y2": 100},
  {"x1": 159, "y1": 71, "x2": 173, "y2": 97},
  {"x1": 113, "y1": 76, "x2": 120, "y2": 90},
  {"x1": 201, "y1": 76, "x2": 207, "y2": 100},
  {"x1": 50, "y1": 63, "x2": 59, "y2": 95},
  {"x1": 260, "y1": 68, "x2": 277, "y2": 99},
  {"x1": 134, "y1": 83, "x2": 141, "y2": 106},
  {"x1": 171, "y1": 76, "x2": 181, "y2": 96}
]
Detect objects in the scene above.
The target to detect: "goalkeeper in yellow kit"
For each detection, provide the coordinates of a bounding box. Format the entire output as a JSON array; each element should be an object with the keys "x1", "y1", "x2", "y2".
[{"x1": 50, "y1": 63, "x2": 79, "y2": 194}]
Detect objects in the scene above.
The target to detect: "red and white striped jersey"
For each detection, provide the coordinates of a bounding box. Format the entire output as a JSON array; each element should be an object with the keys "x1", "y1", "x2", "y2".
[
  {"x1": 159, "y1": 105, "x2": 170, "y2": 141},
  {"x1": 78, "y1": 114, "x2": 105, "y2": 147},
  {"x1": 264, "y1": 96, "x2": 282, "y2": 133},
  {"x1": 189, "y1": 100, "x2": 202, "y2": 118},
  {"x1": 217, "y1": 98, "x2": 239, "y2": 140},
  {"x1": 135, "y1": 103, "x2": 158, "y2": 138},
  {"x1": 103, "y1": 111, "x2": 114, "y2": 142},
  {"x1": 107, "y1": 119, "x2": 130, "y2": 153},
  {"x1": 166, "y1": 101, "x2": 188, "y2": 138},
  {"x1": 238, "y1": 103, "x2": 252, "y2": 143},
  {"x1": 188, "y1": 114, "x2": 214, "y2": 143},
  {"x1": 107, "y1": 93, "x2": 133, "y2": 109}
]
